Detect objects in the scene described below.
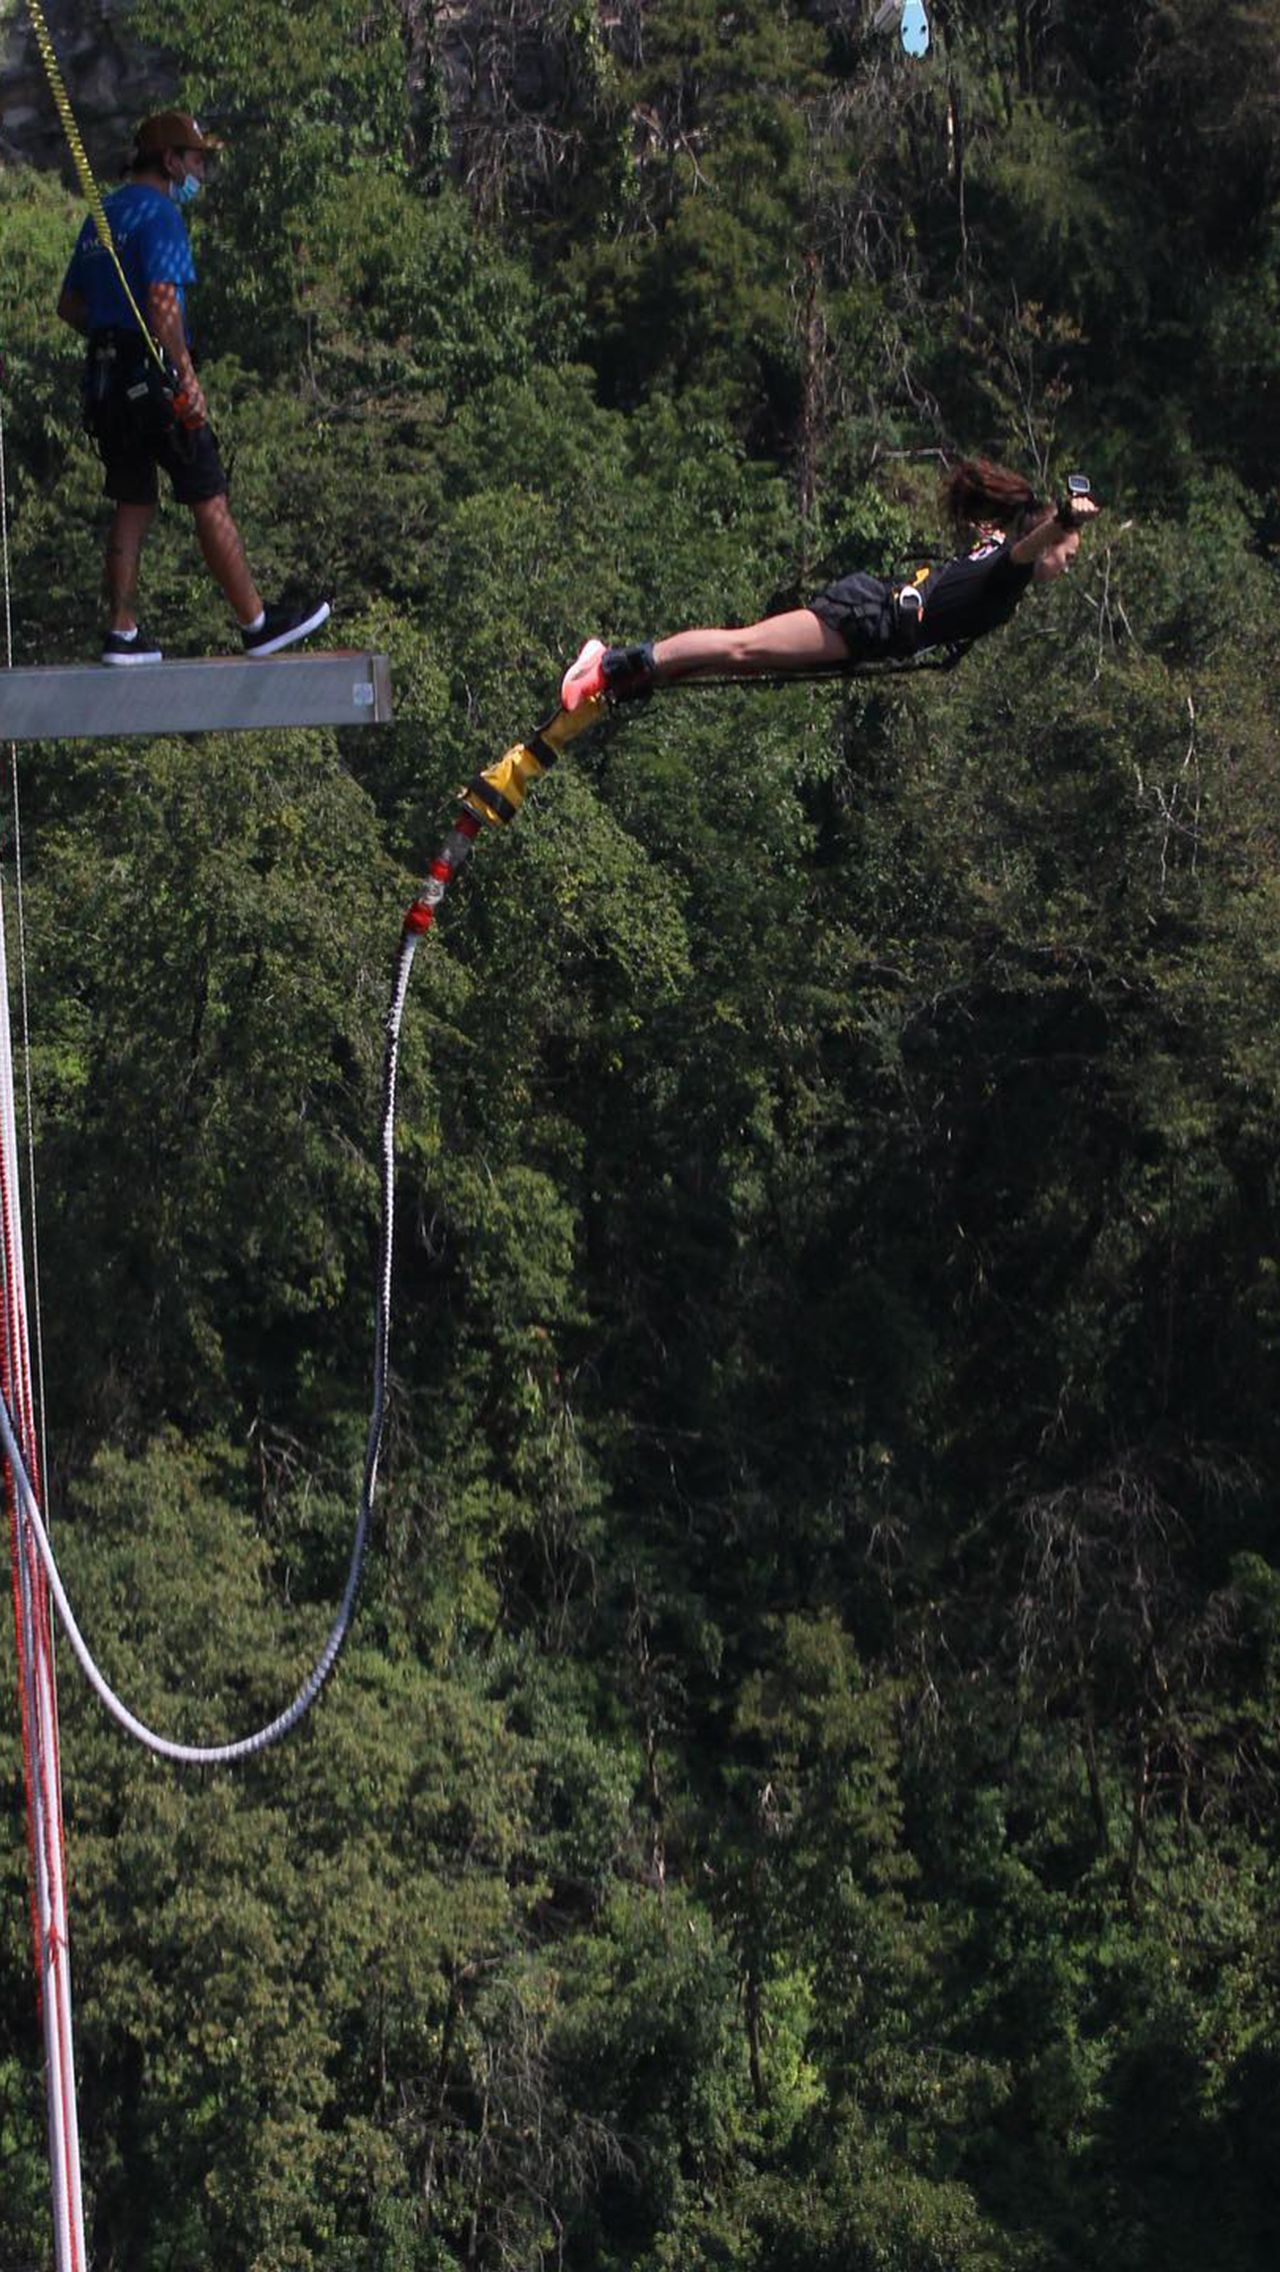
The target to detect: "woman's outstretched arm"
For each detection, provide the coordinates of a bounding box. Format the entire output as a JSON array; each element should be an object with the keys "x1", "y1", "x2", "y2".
[{"x1": 1009, "y1": 492, "x2": 1102, "y2": 568}]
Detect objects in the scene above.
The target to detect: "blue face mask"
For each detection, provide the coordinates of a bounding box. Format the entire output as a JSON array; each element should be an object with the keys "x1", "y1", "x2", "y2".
[{"x1": 172, "y1": 171, "x2": 202, "y2": 207}]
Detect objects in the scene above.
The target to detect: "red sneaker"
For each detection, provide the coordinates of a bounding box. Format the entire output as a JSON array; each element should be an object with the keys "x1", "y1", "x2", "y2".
[{"x1": 561, "y1": 637, "x2": 608, "y2": 711}]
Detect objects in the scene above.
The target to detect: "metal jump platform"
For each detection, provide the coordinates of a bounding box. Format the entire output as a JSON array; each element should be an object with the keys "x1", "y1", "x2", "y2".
[{"x1": 0, "y1": 650, "x2": 394, "y2": 741}]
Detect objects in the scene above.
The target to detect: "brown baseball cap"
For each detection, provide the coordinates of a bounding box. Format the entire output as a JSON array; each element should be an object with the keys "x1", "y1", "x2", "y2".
[{"x1": 132, "y1": 110, "x2": 226, "y2": 157}]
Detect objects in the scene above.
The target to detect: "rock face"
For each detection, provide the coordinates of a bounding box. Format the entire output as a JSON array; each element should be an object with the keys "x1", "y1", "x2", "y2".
[
  {"x1": 0, "y1": 1, "x2": 614, "y2": 186},
  {"x1": 0, "y1": 0, "x2": 176, "y2": 177}
]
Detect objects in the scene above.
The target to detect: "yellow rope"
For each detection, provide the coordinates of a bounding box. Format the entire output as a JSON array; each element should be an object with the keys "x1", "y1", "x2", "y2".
[{"x1": 24, "y1": 0, "x2": 164, "y2": 367}]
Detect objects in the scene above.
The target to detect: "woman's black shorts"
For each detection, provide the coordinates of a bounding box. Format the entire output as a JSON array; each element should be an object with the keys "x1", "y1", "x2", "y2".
[{"x1": 808, "y1": 570, "x2": 915, "y2": 660}]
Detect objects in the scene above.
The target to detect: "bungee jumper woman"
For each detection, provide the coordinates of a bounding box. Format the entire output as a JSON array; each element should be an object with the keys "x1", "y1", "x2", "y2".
[{"x1": 560, "y1": 459, "x2": 1102, "y2": 709}]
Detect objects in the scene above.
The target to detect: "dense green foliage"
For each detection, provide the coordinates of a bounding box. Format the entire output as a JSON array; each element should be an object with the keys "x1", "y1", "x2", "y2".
[{"x1": 2, "y1": 2, "x2": 1280, "y2": 2265}]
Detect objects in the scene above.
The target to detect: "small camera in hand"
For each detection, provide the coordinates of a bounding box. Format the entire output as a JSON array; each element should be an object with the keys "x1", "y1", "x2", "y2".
[{"x1": 1056, "y1": 473, "x2": 1093, "y2": 528}]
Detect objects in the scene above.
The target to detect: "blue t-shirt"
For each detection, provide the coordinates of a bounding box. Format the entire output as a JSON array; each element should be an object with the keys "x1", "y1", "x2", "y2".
[{"x1": 61, "y1": 182, "x2": 197, "y2": 338}]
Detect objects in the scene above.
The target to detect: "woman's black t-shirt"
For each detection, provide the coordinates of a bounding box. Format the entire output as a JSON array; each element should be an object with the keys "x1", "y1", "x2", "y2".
[
  {"x1": 916, "y1": 535, "x2": 1033, "y2": 650},
  {"x1": 808, "y1": 534, "x2": 1034, "y2": 660}
]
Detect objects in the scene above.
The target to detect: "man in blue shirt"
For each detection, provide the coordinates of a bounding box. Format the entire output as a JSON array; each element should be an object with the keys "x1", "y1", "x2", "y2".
[{"x1": 59, "y1": 110, "x2": 329, "y2": 665}]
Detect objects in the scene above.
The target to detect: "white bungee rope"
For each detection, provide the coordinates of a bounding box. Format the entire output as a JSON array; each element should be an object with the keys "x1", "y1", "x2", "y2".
[
  {"x1": 1, "y1": 675, "x2": 598, "y2": 1765},
  {"x1": 0, "y1": 930, "x2": 418, "y2": 1765}
]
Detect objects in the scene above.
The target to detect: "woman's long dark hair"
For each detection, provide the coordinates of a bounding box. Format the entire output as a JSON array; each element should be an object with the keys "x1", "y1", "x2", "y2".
[{"x1": 943, "y1": 458, "x2": 1043, "y2": 537}]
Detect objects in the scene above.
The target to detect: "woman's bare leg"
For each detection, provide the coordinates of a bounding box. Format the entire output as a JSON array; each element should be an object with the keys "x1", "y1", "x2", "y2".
[{"x1": 652, "y1": 608, "x2": 849, "y2": 684}]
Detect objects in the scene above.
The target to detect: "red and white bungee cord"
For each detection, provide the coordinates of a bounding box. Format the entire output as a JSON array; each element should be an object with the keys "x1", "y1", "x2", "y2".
[
  {"x1": 0, "y1": 880, "x2": 86, "y2": 2272},
  {"x1": 0, "y1": 349, "x2": 86, "y2": 2272}
]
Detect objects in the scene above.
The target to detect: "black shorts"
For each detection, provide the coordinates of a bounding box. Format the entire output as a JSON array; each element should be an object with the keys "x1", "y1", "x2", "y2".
[
  {"x1": 102, "y1": 418, "x2": 228, "y2": 509},
  {"x1": 84, "y1": 335, "x2": 229, "y2": 508},
  {"x1": 808, "y1": 571, "x2": 915, "y2": 660}
]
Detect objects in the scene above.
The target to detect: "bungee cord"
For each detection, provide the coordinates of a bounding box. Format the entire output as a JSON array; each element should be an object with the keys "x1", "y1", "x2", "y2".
[
  {"x1": 2, "y1": 365, "x2": 974, "y2": 1774},
  {"x1": 2, "y1": 630, "x2": 964, "y2": 1766},
  {"x1": 0, "y1": 968, "x2": 390, "y2": 1764},
  {"x1": 0, "y1": 904, "x2": 422, "y2": 1765},
  {"x1": 10, "y1": 0, "x2": 977, "y2": 1760},
  {"x1": 0, "y1": 696, "x2": 602, "y2": 1763},
  {"x1": 0, "y1": 377, "x2": 52, "y2": 1511},
  {"x1": 12, "y1": 0, "x2": 608, "y2": 1771},
  {"x1": 0, "y1": 1370, "x2": 367, "y2": 1767},
  {"x1": 9, "y1": 0, "x2": 977, "y2": 1763}
]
